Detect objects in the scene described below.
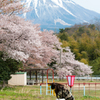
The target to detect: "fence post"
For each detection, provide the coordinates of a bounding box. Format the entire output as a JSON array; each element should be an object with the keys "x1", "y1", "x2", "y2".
[
  {"x1": 83, "y1": 83, "x2": 85, "y2": 96},
  {"x1": 40, "y1": 86, "x2": 42, "y2": 95},
  {"x1": 46, "y1": 79, "x2": 48, "y2": 95},
  {"x1": 50, "y1": 86, "x2": 51, "y2": 95},
  {"x1": 91, "y1": 74, "x2": 92, "y2": 81},
  {"x1": 52, "y1": 90, "x2": 53, "y2": 95},
  {"x1": 95, "y1": 83, "x2": 96, "y2": 97}
]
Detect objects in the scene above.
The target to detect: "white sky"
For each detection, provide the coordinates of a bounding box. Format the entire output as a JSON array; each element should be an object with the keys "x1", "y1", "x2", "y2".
[{"x1": 73, "y1": 0, "x2": 100, "y2": 14}]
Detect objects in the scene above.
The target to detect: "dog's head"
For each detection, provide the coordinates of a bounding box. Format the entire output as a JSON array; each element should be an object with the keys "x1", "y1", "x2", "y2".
[{"x1": 49, "y1": 83, "x2": 64, "y2": 95}]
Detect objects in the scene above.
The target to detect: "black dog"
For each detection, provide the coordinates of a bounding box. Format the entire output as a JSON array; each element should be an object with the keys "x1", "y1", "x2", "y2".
[{"x1": 49, "y1": 83, "x2": 75, "y2": 100}]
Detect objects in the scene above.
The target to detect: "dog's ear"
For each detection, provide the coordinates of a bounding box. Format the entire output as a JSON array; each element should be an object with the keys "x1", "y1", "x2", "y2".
[{"x1": 51, "y1": 83, "x2": 56, "y2": 89}]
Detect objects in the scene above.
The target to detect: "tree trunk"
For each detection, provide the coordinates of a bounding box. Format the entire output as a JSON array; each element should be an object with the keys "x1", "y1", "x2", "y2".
[{"x1": 1, "y1": 80, "x2": 6, "y2": 90}]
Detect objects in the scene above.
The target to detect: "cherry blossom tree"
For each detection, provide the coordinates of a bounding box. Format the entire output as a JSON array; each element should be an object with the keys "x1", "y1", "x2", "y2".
[
  {"x1": 0, "y1": 0, "x2": 25, "y2": 16},
  {"x1": 24, "y1": 29, "x2": 61, "y2": 68},
  {"x1": 0, "y1": 15, "x2": 61, "y2": 68},
  {"x1": 54, "y1": 47, "x2": 93, "y2": 78},
  {"x1": 0, "y1": 0, "x2": 60, "y2": 68},
  {"x1": 0, "y1": 15, "x2": 42, "y2": 62}
]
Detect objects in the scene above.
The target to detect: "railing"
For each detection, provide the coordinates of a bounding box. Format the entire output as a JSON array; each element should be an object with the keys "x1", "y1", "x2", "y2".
[
  {"x1": 40, "y1": 82, "x2": 100, "y2": 99},
  {"x1": 73, "y1": 83, "x2": 100, "y2": 99},
  {"x1": 27, "y1": 76, "x2": 100, "y2": 81}
]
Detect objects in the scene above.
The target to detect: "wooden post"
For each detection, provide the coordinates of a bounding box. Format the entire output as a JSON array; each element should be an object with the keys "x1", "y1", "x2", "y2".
[
  {"x1": 30, "y1": 70, "x2": 31, "y2": 80},
  {"x1": 36, "y1": 70, "x2": 37, "y2": 83}
]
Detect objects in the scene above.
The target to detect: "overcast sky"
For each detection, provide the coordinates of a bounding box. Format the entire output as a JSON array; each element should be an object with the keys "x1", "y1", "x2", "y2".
[{"x1": 73, "y1": 0, "x2": 100, "y2": 14}]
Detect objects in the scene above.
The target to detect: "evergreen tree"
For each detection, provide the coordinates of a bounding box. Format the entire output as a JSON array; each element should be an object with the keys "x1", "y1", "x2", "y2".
[{"x1": 0, "y1": 51, "x2": 22, "y2": 89}]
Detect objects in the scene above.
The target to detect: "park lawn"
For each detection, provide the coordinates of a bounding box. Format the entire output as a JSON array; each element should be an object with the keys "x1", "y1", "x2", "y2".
[{"x1": 0, "y1": 85, "x2": 100, "y2": 100}]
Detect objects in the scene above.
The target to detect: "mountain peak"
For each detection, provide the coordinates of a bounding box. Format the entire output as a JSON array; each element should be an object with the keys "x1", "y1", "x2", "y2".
[
  {"x1": 22, "y1": 0, "x2": 100, "y2": 31},
  {"x1": 25, "y1": 0, "x2": 75, "y2": 8}
]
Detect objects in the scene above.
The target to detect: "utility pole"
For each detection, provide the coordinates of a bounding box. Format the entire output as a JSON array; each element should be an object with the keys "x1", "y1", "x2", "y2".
[{"x1": 60, "y1": 49, "x2": 61, "y2": 68}]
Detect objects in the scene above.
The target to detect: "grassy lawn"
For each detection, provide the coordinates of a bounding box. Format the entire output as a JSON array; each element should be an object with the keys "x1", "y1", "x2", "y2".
[{"x1": 0, "y1": 85, "x2": 100, "y2": 100}]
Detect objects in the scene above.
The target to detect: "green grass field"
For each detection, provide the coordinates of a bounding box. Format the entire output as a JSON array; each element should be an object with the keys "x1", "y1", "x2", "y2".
[{"x1": 0, "y1": 84, "x2": 100, "y2": 100}]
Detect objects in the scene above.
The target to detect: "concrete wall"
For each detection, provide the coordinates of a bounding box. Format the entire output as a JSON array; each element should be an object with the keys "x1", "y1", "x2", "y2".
[{"x1": 8, "y1": 72, "x2": 27, "y2": 85}]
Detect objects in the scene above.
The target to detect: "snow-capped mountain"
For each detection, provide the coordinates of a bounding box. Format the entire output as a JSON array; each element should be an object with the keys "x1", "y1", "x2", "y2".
[{"x1": 22, "y1": 0, "x2": 100, "y2": 31}]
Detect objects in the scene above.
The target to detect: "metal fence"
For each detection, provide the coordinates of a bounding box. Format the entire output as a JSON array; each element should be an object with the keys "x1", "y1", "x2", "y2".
[
  {"x1": 40, "y1": 82, "x2": 100, "y2": 99},
  {"x1": 72, "y1": 83, "x2": 100, "y2": 99},
  {"x1": 27, "y1": 76, "x2": 100, "y2": 81}
]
